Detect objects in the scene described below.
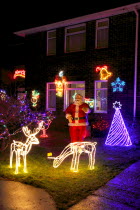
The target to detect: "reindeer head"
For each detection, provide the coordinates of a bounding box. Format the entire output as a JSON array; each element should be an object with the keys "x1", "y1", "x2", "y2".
[{"x1": 22, "y1": 121, "x2": 43, "y2": 145}]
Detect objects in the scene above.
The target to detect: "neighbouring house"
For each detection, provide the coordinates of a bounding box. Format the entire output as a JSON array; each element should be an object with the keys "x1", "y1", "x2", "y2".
[{"x1": 14, "y1": 3, "x2": 140, "y2": 138}]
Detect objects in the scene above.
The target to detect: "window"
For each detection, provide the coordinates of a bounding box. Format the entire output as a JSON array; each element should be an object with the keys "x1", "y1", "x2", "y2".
[
  {"x1": 94, "y1": 80, "x2": 108, "y2": 113},
  {"x1": 46, "y1": 83, "x2": 56, "y2": 111},
  {"x1": 47, "y1": 30, "x2": 56, "y2": 55},
  {"x1": 95, "y1": 18, "x2": 109, "y2": 49},
  {"x1": 65, "y1": 24, "x2": 86, "y2": 53},
  {"x1": 64, "y1": 81, "x2": 85, "y2": 110},
  {"x1": 46, "y1": 81, "x2": 85, "y2": 111}
]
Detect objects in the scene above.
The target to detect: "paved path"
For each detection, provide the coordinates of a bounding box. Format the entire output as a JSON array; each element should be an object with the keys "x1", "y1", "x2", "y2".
[
  {"x1": 69, "y1": 160, "x2": 140, "y2": 210},
  {"x1": 0, "y1": 179, "x2": 57, "y2": 210}
]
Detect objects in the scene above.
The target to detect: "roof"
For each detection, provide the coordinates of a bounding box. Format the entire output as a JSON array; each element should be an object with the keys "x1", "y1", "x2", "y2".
[{"x1": 14, "y1": 2, "x2": 140, "y2": 37}]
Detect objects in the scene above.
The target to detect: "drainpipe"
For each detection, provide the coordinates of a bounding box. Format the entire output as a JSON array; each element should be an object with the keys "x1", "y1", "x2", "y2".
[{"x1": 133, "y1": 9, "x2": 139, "y2": 121}]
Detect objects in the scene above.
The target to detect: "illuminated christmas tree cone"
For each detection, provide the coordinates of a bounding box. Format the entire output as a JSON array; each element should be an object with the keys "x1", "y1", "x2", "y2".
[{"x1": 105, "y1": 101, "x2": 132, "y2": 146}]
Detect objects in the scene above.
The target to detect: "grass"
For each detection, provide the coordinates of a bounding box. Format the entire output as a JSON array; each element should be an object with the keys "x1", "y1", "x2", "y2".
[{"x1": 0, "y1": 137, "x2": 140, "y2": 209}]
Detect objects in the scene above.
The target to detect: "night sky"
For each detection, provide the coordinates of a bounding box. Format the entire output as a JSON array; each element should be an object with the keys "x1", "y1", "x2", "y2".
[{"x1": 0, "y1": 0, "x2": 139, "y2": 34}]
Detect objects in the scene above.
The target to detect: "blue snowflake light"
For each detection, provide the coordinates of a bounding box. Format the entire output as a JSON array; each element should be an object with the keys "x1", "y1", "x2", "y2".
[{"x1": 111, "y1": 77, "x2": 125, "y2": 92}]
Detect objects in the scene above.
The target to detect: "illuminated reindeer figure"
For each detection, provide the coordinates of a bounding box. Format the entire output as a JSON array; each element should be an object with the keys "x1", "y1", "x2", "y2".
[
  {"x1": 10, "y1": 121, "x2": 43, "y2": 174},
  {"x1": 49, "y1": 142, "x2": 97, "y2": 172}
]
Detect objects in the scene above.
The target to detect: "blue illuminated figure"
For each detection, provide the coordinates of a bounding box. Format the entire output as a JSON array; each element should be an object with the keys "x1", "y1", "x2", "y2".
[{"x1": 111, "y1": 77, "x2": 125, "y2": 92}]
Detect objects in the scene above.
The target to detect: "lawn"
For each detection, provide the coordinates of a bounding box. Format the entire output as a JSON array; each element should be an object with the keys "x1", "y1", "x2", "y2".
[{"x1": 0, "y1": 137, "x2": 140, "y2": 209}]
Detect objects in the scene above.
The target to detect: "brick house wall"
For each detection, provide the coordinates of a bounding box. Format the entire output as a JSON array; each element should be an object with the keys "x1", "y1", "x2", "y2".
[{"x1": 23, "y1": 9, "x2": 140, "y2": 122}]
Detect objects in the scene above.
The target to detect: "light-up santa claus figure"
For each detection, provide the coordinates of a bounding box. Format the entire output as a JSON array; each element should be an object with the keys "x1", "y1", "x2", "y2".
[{"x1": 65, "y1": 94, "x2": 90, "y2": 142}]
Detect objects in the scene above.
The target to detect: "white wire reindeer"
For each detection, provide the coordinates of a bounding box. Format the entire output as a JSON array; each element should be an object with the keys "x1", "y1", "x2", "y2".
[
  {"x1": 49, "y1": 141, "x2": 97, "y2": 172},
  {"x1": 10, "y1": 121, "x2": 43, "y2": 174}
]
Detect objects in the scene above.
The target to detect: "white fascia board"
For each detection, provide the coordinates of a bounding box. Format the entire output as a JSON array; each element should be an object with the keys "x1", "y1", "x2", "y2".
[{"x1": 14, "y1": 2, "x2": 140, "y2": 37}]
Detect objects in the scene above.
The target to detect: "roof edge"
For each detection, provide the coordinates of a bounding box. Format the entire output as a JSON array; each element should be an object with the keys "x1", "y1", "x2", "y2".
[{"x1": 14, "y1": 2, "x2": 140, "y2": 37}]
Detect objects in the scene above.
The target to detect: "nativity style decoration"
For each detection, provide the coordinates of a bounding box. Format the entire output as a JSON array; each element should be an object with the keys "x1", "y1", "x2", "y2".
[
  {"x1": 111, "y1": 77, "x2": 126, "y2": 92},
  {"x1": 105, "y1": 101, "x2": 132, "y2": 146},
  {"x1": 48, "y1": 141, "x2": 97, "y2": 172},
  {"x1": 10, "y1": 121, "x2": 43, "y2": 174},
  {"x1": 54, "y1": 71, "x2": 67, "y2": 97},
  {"x1": 96, "y1": 65, "x2": 112, "y2": 80}
]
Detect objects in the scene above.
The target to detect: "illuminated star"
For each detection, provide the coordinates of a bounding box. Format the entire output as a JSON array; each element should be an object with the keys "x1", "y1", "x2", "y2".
[
  {"x1": 111, "y1": 77, "x2": 125, "y2": 92},
  {"x1": 113, "y1": 101, "x2": 122, "y2": 110}
]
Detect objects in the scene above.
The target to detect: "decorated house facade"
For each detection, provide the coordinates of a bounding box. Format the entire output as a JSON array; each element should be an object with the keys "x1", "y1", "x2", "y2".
[{"x1": 14, "y1": 3, "x2": 140, "y2": 130}]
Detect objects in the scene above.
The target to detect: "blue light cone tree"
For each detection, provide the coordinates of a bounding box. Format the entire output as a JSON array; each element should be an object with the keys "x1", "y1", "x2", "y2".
[{"x1": 105, "y1": 101, "x2": 132, "y2": 146}]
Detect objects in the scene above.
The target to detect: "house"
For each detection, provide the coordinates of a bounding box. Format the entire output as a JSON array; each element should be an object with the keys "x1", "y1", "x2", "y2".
[{"x1": 14, "y1": 2, "x2": 140, "y2": 135}]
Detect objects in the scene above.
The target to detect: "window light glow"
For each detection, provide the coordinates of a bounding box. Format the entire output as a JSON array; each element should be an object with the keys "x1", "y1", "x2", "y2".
[
  {"x1": 13, "y1": 69, "x2": 26, "y2": 79},
  {"x1": 96, "y1": 65, "x2": 112, "y2": 80},
  {"x1": 10, "y1": 121, "x2": 43, "y2": 174},
  {"x1": 48, "y1": 142, "x2": 97, "y2": 172},
  {"x1": 105, "y1": 102, "x2": 132, "y2": 146},
  {"x1": 111, "y1": 77, "x2": 126, "y2": 92}
]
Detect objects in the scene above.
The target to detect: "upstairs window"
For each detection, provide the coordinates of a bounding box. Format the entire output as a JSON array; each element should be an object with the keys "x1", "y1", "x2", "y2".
[
  {"x1": 47, "y1": 30, "x2": 56, "y2": 55},
  {"x1": 95, "y1": 18, "x2": 109, "y2": 49},
  {"x1": 65, "y1": 24, "x2": 86, "y2": 53},
  {"x1": 94, "y1": 80, "x2": 108, "y2": 113}
]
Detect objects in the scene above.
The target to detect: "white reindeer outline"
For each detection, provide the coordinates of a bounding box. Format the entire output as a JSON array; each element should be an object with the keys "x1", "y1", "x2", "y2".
[
  {"x1": 49, "y1": 141, "x2": 97, "y2": 172},
  {"x1": 10, "y1": 121, "x2": 43, "y2": 174}
]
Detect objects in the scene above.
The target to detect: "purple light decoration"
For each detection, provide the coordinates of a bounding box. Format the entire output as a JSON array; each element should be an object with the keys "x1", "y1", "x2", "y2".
[{"x1": 105, "y1": 101, "x2": 132, "y2": 146}]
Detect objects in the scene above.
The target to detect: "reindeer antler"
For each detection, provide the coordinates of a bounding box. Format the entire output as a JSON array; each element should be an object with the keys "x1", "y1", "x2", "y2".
[{"x1": 22, "y1": 126, "x2": 31, "y2": 137}]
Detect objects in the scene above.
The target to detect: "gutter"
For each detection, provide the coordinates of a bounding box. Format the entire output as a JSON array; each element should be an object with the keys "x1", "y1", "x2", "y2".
[{"x1": 133, "y1": 8, "x2": 139, "y2": 120}]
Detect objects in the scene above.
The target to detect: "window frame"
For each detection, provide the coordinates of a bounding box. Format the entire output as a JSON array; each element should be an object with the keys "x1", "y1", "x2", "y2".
[
  {"x1": 94, "y1": 80, "x2": 108, "y2": 113},
  {"x1": 95, "y1": 18, "x2": 109, "y2": 49},
  {"x1": 47, "y1": 29, "x2": 56, "y2": 56},
  {"x1": 46, "y1": 82, "x2": 56, "y2": 111},
  {"x1": 64, "y1": 23, "x2": 86, "y2": 53}
]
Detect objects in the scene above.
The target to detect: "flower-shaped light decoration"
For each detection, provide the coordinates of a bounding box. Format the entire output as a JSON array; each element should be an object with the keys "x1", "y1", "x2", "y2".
[{"x1": 111, "y1": 77, "x2": 125, "y2": 92}]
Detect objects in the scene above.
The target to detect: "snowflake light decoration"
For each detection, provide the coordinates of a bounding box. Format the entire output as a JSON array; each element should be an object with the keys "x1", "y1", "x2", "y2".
[
  {"x1": 113, "y1": 101, "x2": 122, "y2": 109},
  {"x1": 111, "y1": 77, "x2": 125, "y2": 92}
]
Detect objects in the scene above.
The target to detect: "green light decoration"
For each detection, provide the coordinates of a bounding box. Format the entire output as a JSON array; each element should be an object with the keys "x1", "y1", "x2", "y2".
[{"x1": 31, "y1": 90, "x2": 40, "y2": 107}]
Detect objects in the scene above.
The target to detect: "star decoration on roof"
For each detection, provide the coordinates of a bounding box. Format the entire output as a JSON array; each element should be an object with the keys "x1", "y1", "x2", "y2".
[
  {"x1": 111, "y1": 77, "x2": 125, "y2": 92},
  {"x1": 113, "y1": 101, "x2": 122, "y2": 110}
]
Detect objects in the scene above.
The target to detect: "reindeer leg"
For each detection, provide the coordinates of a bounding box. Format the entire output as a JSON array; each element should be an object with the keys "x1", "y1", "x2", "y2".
[
  {"x1": 71, "y1": 150, "x2": 81, "y2": 172},
  {"x1": 10, "y1": 145, "x2": 13, "y2": 168},
  {"x1": 15, "y1": 151, "x2": 19, "y2": 174},
  {"x1": 88, "y1": 147, "x2": 96, "y2": 170},
  {"x1": 74, "y1": 152, "x2": 81, "y2": 172},
  {"x1": 23, "y1": 152, "x2": 27, "y2": 173}
]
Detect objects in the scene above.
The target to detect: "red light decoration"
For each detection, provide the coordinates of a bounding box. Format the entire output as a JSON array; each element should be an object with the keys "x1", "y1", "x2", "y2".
[
  {"x1": 13, "y1": 70, "x2": 26, "y2": 79},
  {"x1": 95, "y1": 66, "x2": 112, "y2": 80},
  {"x1": 92, "y1": 119, "x2": 109, "y2": 131}
]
